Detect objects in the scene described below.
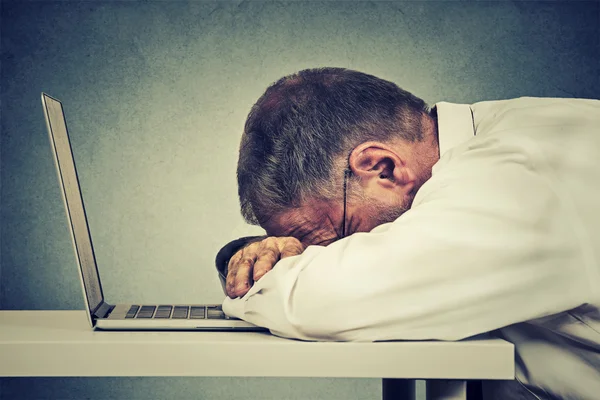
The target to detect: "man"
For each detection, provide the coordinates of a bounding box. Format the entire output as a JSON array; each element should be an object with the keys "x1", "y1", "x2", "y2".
[{"x1": 216, "y1": 68, "x2": 599, "y2": 399}]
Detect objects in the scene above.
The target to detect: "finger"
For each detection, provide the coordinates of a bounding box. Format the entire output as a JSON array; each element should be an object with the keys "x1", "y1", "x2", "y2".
[
  {"x1": 253, "y1": 240, "x2": 280, "y2": 281},
  {"x1": 227, "y1": 242, "x2": 261, "y2": 297},
  {"x1": 233, "y1": 253, "x2": 256, "y2": 297},
  {"x1": 226, "y1": 273, "x2": 238, "y2": 298},
  {"x1": 280, "y1": 238, "x2": 305, "y2": 259},
  {"x1": 226, "y1": 251, "x2": 243, "y2": 297}
]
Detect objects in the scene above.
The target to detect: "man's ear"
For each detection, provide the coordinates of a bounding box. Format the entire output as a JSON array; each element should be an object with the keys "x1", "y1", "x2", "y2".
[{"x1": 348, "y1": 141, "x2": 417, "y2": 193}]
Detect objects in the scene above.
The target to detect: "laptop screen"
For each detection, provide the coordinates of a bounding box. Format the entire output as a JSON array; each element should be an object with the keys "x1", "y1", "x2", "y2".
[{"x1": 42, "y1": 93, "x2": 104, "y2": 316}]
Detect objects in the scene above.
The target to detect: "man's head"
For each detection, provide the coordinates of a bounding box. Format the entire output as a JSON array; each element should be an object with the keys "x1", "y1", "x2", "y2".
[{"x1": 237, "y1": 68, "x2": 439, "y2": 246}]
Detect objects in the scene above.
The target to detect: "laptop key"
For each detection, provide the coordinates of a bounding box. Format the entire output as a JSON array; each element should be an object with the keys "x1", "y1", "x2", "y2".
[
  {"x1": 125, "y1": 305, "x2": 140, "y2": 318},
  {"x1": 154, "y1": 305, "x2": 172, "y2": 319},
  {"x1": 172, "y1": 306, "x2": 189, "y2": 319},
  {"x1": 190, "y1": 306, "x2": 206, "y2": 319},
  {"x1": 136, "y1": 305, "x2": 156, "y2": 318},
  {"x1": 207, "y1": 306, "x2": 228, "y2": 319}
]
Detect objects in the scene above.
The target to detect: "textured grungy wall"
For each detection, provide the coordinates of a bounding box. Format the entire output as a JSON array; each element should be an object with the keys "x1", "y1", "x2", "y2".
[{"x1": 1, "y1": 1, "x2": 598, "y2": 399}]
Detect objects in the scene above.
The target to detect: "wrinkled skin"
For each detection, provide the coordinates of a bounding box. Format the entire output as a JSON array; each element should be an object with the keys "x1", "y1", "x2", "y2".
[{"x1": 226, "y1": 236, "x2": 305, "y2": 298}]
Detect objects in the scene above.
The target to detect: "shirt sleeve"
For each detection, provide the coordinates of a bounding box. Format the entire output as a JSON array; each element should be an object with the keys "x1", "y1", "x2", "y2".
[{"x1": 223, "y1": 136, "x2": 593, "y2": 341}]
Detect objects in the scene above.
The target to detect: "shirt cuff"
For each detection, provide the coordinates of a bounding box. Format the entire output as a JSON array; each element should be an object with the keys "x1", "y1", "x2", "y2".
[{"x1": 222, "y1": 296, "x2": 245, "y2": 319}]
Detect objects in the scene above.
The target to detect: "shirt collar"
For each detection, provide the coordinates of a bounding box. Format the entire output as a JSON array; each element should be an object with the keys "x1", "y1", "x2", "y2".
[{"x1": 433, "y1": 102, "x2": 475, "y2": 158}]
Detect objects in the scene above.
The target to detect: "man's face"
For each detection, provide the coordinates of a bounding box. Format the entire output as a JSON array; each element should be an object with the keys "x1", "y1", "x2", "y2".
[
  {"x1": 262, "y1": 195, "x2": 409, "y2": 247},
  {"x1": 260, "y1": 135, "x2": 439, "y2": 246}
]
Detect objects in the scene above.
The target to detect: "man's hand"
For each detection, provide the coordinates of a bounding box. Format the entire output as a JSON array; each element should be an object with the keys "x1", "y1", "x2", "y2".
[{"x1": 226, "y1": 236, "x2": 305, "y2": 298}]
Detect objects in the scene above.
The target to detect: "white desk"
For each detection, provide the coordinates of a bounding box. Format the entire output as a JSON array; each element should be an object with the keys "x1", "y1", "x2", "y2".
[{"x1": 0, "y1": 311, "x2": 514, "y2": 399}]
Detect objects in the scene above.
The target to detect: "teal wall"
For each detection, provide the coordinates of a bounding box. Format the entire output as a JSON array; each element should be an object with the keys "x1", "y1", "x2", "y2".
[{"x1": 1, "y1": 1, "x2": 598, "y2": 399}]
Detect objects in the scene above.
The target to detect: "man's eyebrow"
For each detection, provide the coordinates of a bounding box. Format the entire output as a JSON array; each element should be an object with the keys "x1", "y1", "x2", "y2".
[
  {"x1": 296, "y1": 230, "x2": 312, "y2": 243},
  {"x1": 283, "y1": 223, "x2": 313, "y2": 243},
  {"x1": 285, "y1": 224, "x2": 302, "y2": 238}
]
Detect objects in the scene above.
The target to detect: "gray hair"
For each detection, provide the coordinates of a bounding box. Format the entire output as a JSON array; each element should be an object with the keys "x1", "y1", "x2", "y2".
[{"x1": 237, "y1": 67, "x2": 430, "y2": 226}]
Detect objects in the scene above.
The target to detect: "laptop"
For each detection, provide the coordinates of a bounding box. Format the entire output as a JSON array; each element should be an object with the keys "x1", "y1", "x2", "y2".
[{"x1": 41, "y1": 93, "x2": 262, "y2": 331}]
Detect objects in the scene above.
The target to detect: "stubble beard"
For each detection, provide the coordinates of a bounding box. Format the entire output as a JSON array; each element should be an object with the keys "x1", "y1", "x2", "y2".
[{"x1": 367, "y1": 165, "x2": 431, "y2": 227}]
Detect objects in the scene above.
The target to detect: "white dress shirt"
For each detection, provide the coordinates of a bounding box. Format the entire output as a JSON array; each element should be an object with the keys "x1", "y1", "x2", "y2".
[{"x1": 223, "y1": 97, "x2": 600, "y2": 399}]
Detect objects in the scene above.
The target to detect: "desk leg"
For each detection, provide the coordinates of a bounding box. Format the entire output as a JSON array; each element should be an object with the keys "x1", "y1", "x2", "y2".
[
  {"x1": 426, "y1": 380, "x2": 467, "y2": 400},
  {"x1": 382, "y1": 379, "x2": 416, "y2": 400}
]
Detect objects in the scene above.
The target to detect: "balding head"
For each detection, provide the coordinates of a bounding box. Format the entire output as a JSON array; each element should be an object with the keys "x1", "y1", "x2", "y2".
[{"x1": 236, "y1": 67, "x2": 437, "y2": 242}]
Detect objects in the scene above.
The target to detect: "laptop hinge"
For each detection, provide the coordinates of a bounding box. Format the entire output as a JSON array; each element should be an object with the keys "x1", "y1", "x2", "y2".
[{"x1": 93, "y1": 301, "x2": 114, "y2": 319}]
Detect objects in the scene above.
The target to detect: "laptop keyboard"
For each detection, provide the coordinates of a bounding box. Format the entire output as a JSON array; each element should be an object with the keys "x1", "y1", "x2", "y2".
[{"x1": 125, "y1": 305, "x2": 229, "y2": 320}]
